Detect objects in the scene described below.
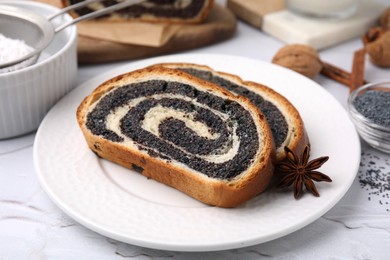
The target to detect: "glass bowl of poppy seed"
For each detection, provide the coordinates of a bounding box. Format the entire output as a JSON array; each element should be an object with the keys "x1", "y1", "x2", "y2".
[{"x1": 348, "y1": 81, "x2": 390, "y2": 154}]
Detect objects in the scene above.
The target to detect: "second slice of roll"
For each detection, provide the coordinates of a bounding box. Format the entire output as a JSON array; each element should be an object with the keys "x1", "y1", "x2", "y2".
[{"x1": 151, "y1": 63, "x2": 309, "y2": 162}]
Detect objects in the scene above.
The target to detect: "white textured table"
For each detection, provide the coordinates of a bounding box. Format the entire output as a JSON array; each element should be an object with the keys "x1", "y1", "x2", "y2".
[{"x1": 1, "y1": 1, "x2": 390, "y2": 258}]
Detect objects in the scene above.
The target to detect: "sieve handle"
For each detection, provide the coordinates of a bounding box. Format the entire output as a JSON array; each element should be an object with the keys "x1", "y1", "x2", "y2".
[
  {"x1": 47, "y1": 0, "x2": 106, "y2": 21},
  {"x1": 49, "y1": 0, "x2": 146, "y2": 33}
]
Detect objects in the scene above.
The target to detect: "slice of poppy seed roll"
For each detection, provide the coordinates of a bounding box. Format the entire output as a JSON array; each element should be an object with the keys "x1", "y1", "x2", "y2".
[
  {"x1": 77, "y1": 67, "x2": 275, "y2": 207},
  {"x1": 61, "y1": 0, "x2": 214, "y2": 24},
  {"x1": 151, "y1": 63, "x2": 309, "y2": 162}
]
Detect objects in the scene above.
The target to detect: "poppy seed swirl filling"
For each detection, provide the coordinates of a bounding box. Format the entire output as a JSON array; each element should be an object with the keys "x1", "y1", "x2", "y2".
[
  {"x1": 66, "y1": 0, "x2": 208, "y2": 19},
  {"x1": 86, "y1": 80, "x2": 260, "y2": 180},
  {"x1": 179, "y1": 68, "x2": 289, "y2": 148}
]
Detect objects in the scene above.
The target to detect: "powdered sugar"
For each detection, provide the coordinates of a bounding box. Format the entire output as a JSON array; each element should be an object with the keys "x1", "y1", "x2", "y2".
[{"x1": 0, "y1": 33, "x2": 35, "y2": 73}]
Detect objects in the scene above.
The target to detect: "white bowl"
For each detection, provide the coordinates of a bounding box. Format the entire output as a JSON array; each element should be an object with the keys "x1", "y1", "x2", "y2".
[{"x1": 0, "y1": 1, "x2": 77, "y2": 139}]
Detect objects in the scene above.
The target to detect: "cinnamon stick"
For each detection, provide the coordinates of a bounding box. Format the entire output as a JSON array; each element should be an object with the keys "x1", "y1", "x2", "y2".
[
  {"x1": 350, "y1": 48, "x2": 366, "y2": 92},
  {"x1": 320, "y1": 59, "x2": 368, "y2": 89},
  {"x1": 320, "y1": 61, "x2": 351, "y2": 87}
]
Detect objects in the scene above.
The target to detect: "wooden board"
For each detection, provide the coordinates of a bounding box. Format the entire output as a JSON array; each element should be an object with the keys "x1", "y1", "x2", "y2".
[
  {"x1": 35, "y1": 1, "x2": 237, "y2": 64},
  {"x1": 78, "y1": 5, "x2": 236, "y2": 64},
  {"x1": 227, "y1": 0, "x2": 284, "y2": 29}
]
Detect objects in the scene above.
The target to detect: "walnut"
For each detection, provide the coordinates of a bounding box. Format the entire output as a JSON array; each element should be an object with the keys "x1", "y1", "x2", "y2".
[
  {"x1": 272, "y1": 44, "x2": 322, "y2": 79},
  {"x1": 363, "y1": 28, "x2": 390, "y2": 67},
  {"x1": 380, "y1": 7, "x2": 390, "y2": 30}
]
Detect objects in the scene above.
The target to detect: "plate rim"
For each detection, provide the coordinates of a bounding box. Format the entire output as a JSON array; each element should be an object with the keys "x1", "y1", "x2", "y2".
[{"x1": 33, "y1": 53, "x2": 361, "y2": 252}]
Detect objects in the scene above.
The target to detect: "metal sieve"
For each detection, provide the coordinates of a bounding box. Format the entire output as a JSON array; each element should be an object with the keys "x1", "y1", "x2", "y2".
[{"x1": 0, "y1": 0, "x2": 145, "y2": 72}]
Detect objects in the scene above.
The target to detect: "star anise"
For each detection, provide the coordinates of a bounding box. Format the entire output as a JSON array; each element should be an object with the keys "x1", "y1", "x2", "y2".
[{"x1": 277, "y1": 145, "x2": 332, "y2": 199}]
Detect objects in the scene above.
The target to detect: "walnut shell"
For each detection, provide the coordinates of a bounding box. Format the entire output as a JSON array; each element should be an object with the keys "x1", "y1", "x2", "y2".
[
  {"x1": 380, "y1": 7, "x2": 390, "y2": 30},
  {"x1": 272, "y1": 44, "x2": 322, "y2": 79},
  {"x1": 366, "y1": 30, "x2": 390, "y2": 67}
]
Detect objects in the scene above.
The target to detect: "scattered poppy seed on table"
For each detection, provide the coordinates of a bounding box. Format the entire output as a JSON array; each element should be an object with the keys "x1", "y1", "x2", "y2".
[{"x1": 358, "y1": 152, "x2": 390, "y2": 212}]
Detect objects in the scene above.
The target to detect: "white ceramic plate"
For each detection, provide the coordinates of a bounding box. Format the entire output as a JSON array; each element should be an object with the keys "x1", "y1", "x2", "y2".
[{"x1": 34, "y1": 54, "x2": 360, "y2": 252}]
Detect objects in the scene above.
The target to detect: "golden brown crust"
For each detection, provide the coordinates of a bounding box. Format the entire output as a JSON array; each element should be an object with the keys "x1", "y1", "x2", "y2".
[
  {"x1": 61, "y1": 0, "x2": 214, "y2": 24},
  {"x1": 149, "y1": 62, "x2": 310, "y2": 162},
  {"x1": 77, "y1": 66, "x2": 275, "y2": 207}
]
